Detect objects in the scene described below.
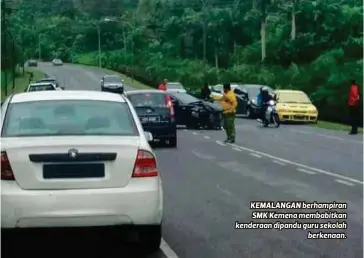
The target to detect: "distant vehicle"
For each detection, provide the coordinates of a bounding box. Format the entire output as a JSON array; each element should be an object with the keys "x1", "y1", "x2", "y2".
[
  {"x1": 125, "y1": 90, "x2": 177, "y2": 147},
  {"x1": 166, "y1": 82, "x2": 187, "y2": 93},
  {"x1": 169, "y1": 92, "x2": 223, "y2": 130},
  {"x1": 1, "y1": 90, "x2": 162, "y2": 254},
  {"x1": 210, "y1": 84, "x2": 274, "y2": 118},
  {"x1": 275, "y1": 90, "x2": 318, "y2": 123},
  {"x1": 36, "y1": 78, "x2": 64, "y2": 89},
  {"x1": 52, "y1": 59, "x2": 63, "y2": 66},
  {"x1": 25, "y1": 82, "x2": 58, "y2": 92},
  {"x1": 27, "y1": 60, "x2": 38, "y2": 67},
  {"x1": 101, "y1": 75, "x2": 124, "y2": 94}
]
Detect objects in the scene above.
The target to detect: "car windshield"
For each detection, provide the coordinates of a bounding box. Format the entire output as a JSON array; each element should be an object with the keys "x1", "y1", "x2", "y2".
[
  {"x1": 28, "y1": 85, "x2": 55, "y2": 91},
  {"x1": 244, "y1": 86, "x2": 273, "y2": 97},
  {"x1": 2, "y1": 100, "x2": 138, "y2": 137},
  {"x1": 128, "y1": 93, "x2": 167, "y2": 107},
  {"x1": 104, "y1": 76, "x2": 121, "y2": 83},
  {"x1": 277, "y1": 92, "x2": 312, "y2": 104},
  {"x1": 172, "y1": 93, "x2": 200, "y2": 103},
  {"x1": 168, "y1": 82, "x2": 184, "y2": 89}
]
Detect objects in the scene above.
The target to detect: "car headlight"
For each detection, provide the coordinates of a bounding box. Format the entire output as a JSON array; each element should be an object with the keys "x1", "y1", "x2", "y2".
[
  {"x1": 251, "y1": 99, "x2": 256, "y2": 104},
  {"x1": 308, "y1": 109, "x2": 317, "y2": 114}
]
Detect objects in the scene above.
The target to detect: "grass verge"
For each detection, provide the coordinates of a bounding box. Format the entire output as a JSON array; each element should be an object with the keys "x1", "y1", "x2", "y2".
[
  {"x1": 1, "y1": 68, "x2": 45, "y2": 101},
  {"x1": 311, "y1": 120, "x2": 363, "y2": 133}
]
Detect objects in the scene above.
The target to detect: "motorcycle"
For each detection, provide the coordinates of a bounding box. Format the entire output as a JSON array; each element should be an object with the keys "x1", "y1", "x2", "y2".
[{"x1": 260, "y1": 100, "x2": 280, "y2": 128}]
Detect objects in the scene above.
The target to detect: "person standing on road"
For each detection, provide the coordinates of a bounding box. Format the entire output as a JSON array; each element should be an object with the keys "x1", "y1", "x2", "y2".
[
  {"x1": 201, "y1": 82, "x2": 211, "y2": 100},
  {"x1": 348, "y1": 80, "x2": 360, "y2": 135},
  {"x1": 158, "y1": 79, "x2": 168, "y2": 91},
  {"x1": 210, "y1": 83, "x2": 237, "y2": 143}
]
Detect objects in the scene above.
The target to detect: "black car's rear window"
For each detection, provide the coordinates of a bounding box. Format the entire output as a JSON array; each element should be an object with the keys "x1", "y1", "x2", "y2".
[{"x1": 128, "y1": 93, "x2": 167, "y2": 107}]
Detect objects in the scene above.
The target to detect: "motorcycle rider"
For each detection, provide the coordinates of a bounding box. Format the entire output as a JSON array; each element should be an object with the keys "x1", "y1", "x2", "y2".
[{"x1": 257, "y1": 87, "x2": 273, "y2": 122}]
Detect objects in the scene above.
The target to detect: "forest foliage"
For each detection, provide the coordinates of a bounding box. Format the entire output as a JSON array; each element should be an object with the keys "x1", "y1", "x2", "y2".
[{"x1": 5, "y1": 0, "x2": 364, "y2": 124}]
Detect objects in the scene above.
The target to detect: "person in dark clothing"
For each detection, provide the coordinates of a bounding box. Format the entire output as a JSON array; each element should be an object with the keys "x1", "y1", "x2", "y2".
[
  {"x1": 348, "y1": 80, "x2": 360, "y2": 135},
  {"x1": 257, "y1": 87, "x2": 273, "y2": 121},
  {"x1": 200, "y1": 82, "x2": 211, "y2": 100}
]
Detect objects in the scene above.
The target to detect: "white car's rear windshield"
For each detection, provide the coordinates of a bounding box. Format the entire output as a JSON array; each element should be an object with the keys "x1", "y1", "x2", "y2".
[
  {"x1": 28, "y1": 85, "x2": 55, "y2": 91},
  {"x1": 2, "y1": 100, "x2": 138, "y2": 137}
]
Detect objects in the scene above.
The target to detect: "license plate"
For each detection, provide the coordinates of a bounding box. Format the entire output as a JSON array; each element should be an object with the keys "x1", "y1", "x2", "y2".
[
  {"x1": 43, "y1": 163, "x2": 105, "y2": 179},
  {"x1": 141, "y1": 117, "x2": 159, "y2": 122}
]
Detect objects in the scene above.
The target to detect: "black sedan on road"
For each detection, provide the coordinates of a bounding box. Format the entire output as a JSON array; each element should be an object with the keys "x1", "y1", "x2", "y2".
[
  {"x1": 169, "y1": 92, "x2": 223, "y2": 130},
  {"x1": 101, "y1": 75, "x2": 124, "y2": 94},
  {"x1": 125, "y1": 90, "x2": 177, "y2": 147},
  {"x1": 27, "y1": 60, "x2": 38, "y2": 67},
  {"x1": 235, "y1": 84, "x2": 274, "y2": 118}
]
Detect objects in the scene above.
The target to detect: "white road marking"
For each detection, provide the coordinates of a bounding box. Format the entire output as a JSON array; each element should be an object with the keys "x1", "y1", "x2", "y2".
[
  {"x1": 216, "y1": 140, "x2": 227, "y2": 146},
  {"x1": 161, "y1": 238, "x2": 179, "y2": 258},
  {"x1": 335, "y1": 179, "x2": 354, "y2": 186},
  {"x1": 229, "y1": 143, "x2": 364, "y2": 185},
  {"x1": 291, "y1": 129, "x2": 363, "y2": 144},
  {"x1": 250, "y1": 153, "x2": 262, "y2": 158},
  {"x1": 297, "y1": 168, "x2": 316, "y2": 175},
  {"x1": 272, "y1": 160, "x2": 286, "y2": 166},
  {"x1": 204, "y1": 135, "x2": 210, "y2": 139},
  {"x1": 232, "y1": 147, "x2": 242, "y2": 151},
  {"x1": 216, "y1": 184, "x2": 234, "y2": 197},
  {"x1": 192, "y1": 132, "x2": 199, "y2": 135},
  {"x1": 191, "y1": 150, "x2": 215, "y2": 160}
]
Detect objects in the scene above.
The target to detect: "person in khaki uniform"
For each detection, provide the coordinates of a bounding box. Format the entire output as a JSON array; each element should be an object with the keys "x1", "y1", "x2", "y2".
[{"x1": 210, "y1": 83, "x2": 238, "y2": 143}]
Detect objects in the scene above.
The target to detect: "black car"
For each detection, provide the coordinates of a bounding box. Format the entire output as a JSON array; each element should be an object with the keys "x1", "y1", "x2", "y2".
[
  {"x1": 125, "y1": 90, "x2": 177, "y2": 147},
  {"x1": 101, "y1": 75, "x2": 124, "y2": 94},
  {"x1": 234, "y1": 84, "x2": 274, "y2": 118},
  {"x1": 27, "y1": 60, "x2": 38, "y2": 67},
  {"x1": 168, "y1": 92, "x2": 223, "y2": 130}
]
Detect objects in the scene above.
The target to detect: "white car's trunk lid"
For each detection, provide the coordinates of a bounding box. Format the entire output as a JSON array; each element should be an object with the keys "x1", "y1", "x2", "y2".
[{"x1": 2, "y1": 136, "x2": 140, "y2": 190}]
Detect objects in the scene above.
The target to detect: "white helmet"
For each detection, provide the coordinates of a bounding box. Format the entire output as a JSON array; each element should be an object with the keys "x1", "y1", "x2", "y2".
[{"x1": 262, "y1": 87, "x2": 268, "y2": 92}]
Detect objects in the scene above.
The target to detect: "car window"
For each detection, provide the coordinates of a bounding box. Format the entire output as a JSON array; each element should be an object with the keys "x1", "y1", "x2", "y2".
[
  {"x1": 103, "y1": 76, "x2": 121, "y2": 83},
  {"x1": 2, "y1": 100, "x2": 138, "y2": 137},
  {"x1": 127, "y1": 93, "x2": 167, "y2": 108},
  {"x1": 234, "y1": 88, "x2": 246, "y2": 95},
  {"x1": 168, "y1": 83, "x2": 184, "y2": 89},
  {"x1": 171, "y1": 93, "x2": 199, "y2": 103},
  {"x1": 28, "y1": 85, "x2": 55, "y2": 91},
  {"x1": 277, "y1": 92, "x2": 312, "y2": 104},
  {"x1": 212, "y1": 85, "x2": 223, "y2": 92}
]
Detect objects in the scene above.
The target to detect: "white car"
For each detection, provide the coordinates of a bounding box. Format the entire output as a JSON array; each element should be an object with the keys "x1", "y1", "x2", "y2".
[
  {"x1": 52, "y1": 59, "x2": 63, "y2": 66},
  {"x1": 166, "y1": 82, "x2": 187, "y2": 93},
  {"x1": 25, "y1": 82, "x2": 59, "y2": 92},
  {"x1": 1, "y1": 90, "x2": 163, "y2": 253}
]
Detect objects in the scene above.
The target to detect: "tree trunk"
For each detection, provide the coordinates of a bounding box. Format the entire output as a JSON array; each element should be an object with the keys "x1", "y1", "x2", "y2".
[
  {"x1": 260, "y1": 17, "x2": 266, "y2": 62},
  {"x1": 291, "y1": 0, "x2": 296, "y2": 40},
  {"x1": 214, "y1": 47, "x2": 219, "y2": 69},
  {"x1": 252, "y1": 0, "x2": 256, "y2": 9}
]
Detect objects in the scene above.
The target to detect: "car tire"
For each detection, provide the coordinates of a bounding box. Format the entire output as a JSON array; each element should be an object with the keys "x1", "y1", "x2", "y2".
[
  {"x1": 246, "y1": 107, "x2": 254, "y2": 118},
  {"x1": 168, "y1": 136, "x2": 177, "y2": 147},
  {"x1": 138, "y1": 225, "x2": 162, "y2": 254}
]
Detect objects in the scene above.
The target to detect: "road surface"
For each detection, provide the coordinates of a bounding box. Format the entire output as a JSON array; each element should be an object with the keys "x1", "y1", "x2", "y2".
[{"x1": 8, "y1": 62, "x2": 362, "y2": 258}]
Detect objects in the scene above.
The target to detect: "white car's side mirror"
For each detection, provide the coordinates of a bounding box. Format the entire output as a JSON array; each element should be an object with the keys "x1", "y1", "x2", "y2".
[{"x1": 144, "y1": 131, "x2": 153, "y2": 142}]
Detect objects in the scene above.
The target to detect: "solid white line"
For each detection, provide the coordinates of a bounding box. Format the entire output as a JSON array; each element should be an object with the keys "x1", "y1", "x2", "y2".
[
  {"x1": 250, "y1": 153, "x2": 262, "y2": 158},
  {"x1": 335, "y1": 179, "x2": 354, "y2": 186},
  {"x1": 272, "y1": 160, "x2": 286, "y2": 166},
  {"x1": 229, "y1": 143, "x2": 363, "y2": 185},
  {"x1": 216, "y1": 140, "x2": 227, "y2": 146},
  {"x1": 191, "y1": 150, "x2": 215, "y2": 160},
  {"x1": 204, "y1": 135, "x2": 210, "y2": 139},
  {"x1": 297, "y1": 168, "x2": 316, "y2": 175},
  {"x1": 232, "y1": 147, "x2": 242, "y2": 151},
  {"x1": 161, "y1": 238, "x2": 179, "y2": 258}
]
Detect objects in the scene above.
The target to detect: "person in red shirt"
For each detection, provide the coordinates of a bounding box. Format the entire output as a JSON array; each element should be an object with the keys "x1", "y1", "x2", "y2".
[
  {"x1": 158, "y1": 79, "x2": 168, "y2": 91},
  {"x1": 348, "y1": 80, "x2": 360, "y2": 135}
]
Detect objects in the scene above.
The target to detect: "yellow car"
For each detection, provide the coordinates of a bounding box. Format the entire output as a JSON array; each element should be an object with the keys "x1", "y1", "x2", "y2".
[{"x1": 275, "y1": 90, "x2": 318, "y2": 123}]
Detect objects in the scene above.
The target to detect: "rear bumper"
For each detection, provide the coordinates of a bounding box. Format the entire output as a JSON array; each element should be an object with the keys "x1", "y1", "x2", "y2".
[
  {"x1": 142, "y1": 124, "x2": 176, "y2": 139},
  {"x1": 279, "y1": 113, "x2": 318, "y2": 122},
  {"x1": 1, "y1": 178, "x2": 163, "y2": 229}
]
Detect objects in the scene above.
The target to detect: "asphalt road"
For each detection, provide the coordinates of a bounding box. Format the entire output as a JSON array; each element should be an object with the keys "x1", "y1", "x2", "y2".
[{"x1": 12, "y1": 62, "x2": 362, "y2": 258}]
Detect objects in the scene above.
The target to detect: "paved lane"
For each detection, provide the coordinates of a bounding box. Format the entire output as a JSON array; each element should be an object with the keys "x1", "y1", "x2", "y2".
[{"x1": 32, "y1": 63, "x2": 363, "y2": 258}]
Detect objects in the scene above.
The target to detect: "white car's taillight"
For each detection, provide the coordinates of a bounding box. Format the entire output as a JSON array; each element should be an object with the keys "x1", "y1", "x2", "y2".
[
  {"x1": 1, "y1": 151, "x2": 15, "y2": 180},
  {"x1": 132, "y1": 150, "x2": 158, "y2": 177}
]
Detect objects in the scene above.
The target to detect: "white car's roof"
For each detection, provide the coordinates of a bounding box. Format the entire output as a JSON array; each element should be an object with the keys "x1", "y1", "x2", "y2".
[{"x1": 11, "y1": 90, "x2": 126, "y2": 103}]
